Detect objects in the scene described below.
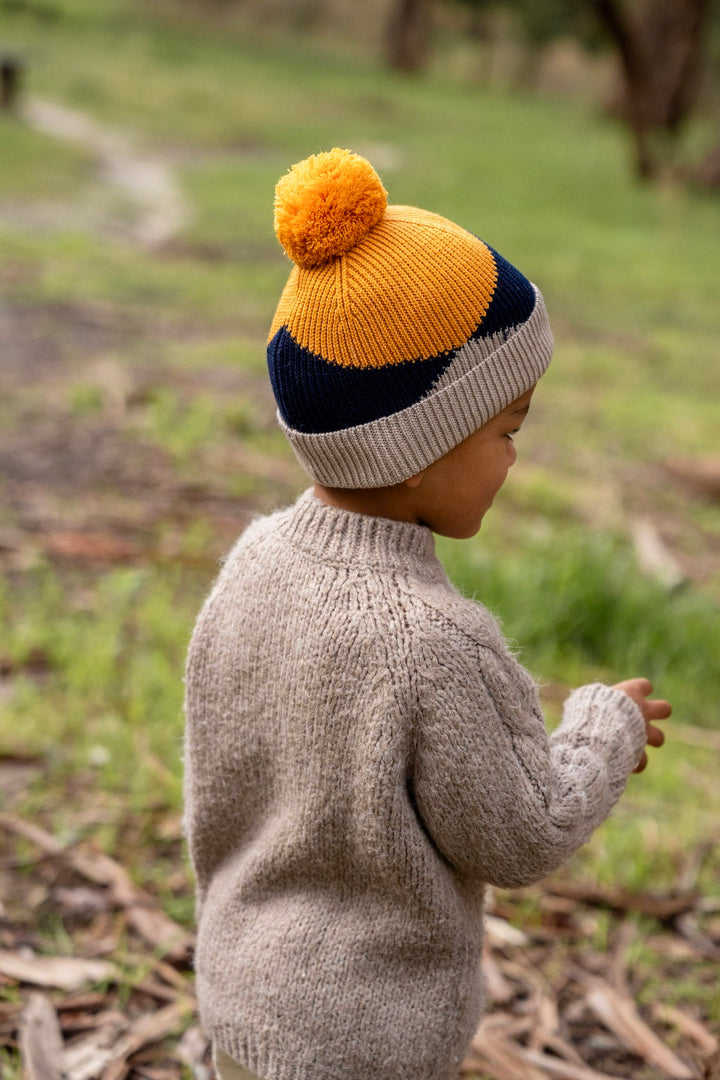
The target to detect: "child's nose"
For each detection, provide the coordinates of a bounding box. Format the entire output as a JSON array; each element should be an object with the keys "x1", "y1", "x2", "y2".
[{"x1": 508, "y1": 442, "x2": 518, "y2": 466}]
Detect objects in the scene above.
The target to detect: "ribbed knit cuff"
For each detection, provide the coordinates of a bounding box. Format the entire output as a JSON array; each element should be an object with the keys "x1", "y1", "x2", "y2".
[
  {"x1": 560, "y1": 682, "x2": 647, "y2": 795},
  {"x1": 210, "y1": 1026, "x2": 331, "y2": 1080}
]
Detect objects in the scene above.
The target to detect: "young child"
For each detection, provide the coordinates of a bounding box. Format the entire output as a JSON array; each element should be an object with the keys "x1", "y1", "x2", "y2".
[{"x1": 183, "y1": 148, "x2": 669, "y2": 1080}]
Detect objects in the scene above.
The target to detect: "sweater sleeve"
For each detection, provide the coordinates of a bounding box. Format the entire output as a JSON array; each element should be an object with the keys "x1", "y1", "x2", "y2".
[{"x1": 411, "y1": 618, "x2": 647, "y2": 889}]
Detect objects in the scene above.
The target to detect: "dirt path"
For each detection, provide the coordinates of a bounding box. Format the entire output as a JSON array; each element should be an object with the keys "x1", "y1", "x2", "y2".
[{"x1": 24, "y1": 98, "x2": 189, "y2": 247}]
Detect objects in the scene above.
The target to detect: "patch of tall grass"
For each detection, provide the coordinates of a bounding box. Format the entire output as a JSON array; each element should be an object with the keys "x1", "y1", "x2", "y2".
[
  {"x1": 437, "y1": 527, "x2": 720, "y2": 728},
  {"x1": 0, "y1": 564, "x2": 205, "y2": 811}
]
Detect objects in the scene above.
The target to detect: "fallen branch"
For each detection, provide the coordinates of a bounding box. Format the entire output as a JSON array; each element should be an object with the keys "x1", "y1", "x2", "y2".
[{"x1": 544, "y1": 878, "x2": 697, "y2": 920}]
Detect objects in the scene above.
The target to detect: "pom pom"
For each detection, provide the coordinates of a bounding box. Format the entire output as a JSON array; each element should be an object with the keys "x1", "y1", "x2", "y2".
[{"x1": 274, "y1": 148, "x2": 387, "y2": 269}]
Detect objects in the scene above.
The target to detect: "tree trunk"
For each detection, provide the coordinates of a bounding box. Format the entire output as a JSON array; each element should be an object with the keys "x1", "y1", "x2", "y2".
[
  {"x1": 385, "y1": 0, "x2": 432, "y2": 74},
  {"x1": 590, "y1": 0, "x2": 710, "y2": 180},
  {"x1": 1, "y1": 55, "x2": 24, "y2": 111},
  {"x1": 694, "y1": 142, "x2": 720, "y2": 188}
]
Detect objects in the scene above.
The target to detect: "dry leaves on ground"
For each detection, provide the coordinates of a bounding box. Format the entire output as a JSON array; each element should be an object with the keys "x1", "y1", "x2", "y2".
[{"x1": 0, "y1": 812, "x2": 718, "y2": 1080}]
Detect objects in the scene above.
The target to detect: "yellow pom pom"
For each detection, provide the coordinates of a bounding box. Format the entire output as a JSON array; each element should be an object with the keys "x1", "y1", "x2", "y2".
[{"x1": 273, "y1": 148, "x2": 388, "y2": 269}]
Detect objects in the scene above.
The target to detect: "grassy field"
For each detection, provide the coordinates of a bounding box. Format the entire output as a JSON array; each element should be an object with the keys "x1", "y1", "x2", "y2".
[{"x1": 1, "y1": 0, "x2": 719, "y2": 1072}]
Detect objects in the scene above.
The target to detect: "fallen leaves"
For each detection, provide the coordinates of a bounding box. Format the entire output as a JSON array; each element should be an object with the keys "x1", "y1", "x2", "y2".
[
  {"x1": 466, "y1": 946, "x2": 716, "y2": 1080},
  {"x1": 19, "y1": 993, "x2": 64, "y2": 1080},
  {"x1": 0, "y1": 812, "x2": 194, "y2": 962},
  {"x1": 0, "y1": 811, "x2": 201, "y2": 1077},
  {"x1": 5, "y1": 986, "x2": 202, "y2": 1080},
  {"x1": 0, "y1": 952, "x2": 118, "y2": 993},
  {"x1": 461, "y1": 883, "x2": 719, "y2": 1080},
  {"x1": 1, "y1": 813, "x2": 718, "y2": 1080},
  {"x1": 11, "y1": 991, "x2": 195, "y2": 1080},
  {"x1": 582, "y1": 977, "x2": 695, "y2": 1079},
  {"x1": 62, "y1": 1000, "x2": 189, "y2": 1080}
]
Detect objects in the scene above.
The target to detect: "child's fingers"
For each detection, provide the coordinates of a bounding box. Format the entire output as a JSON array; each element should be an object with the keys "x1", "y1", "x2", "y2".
[
  {"x1": 614, "y1": 677, "x2": 653, "y2": 699},
  {"x1": 646, "y1": 698, "x2": 672, "y2": 721},
  {"x1": 632, "y1": 721, "x2": 664, "y2": 775},
  {"x1": 629, "y1": 694, "x2": 669, "y2": 776},
  {"x1": 646, "y1": 723, "x2": 665, "y2": 748}
]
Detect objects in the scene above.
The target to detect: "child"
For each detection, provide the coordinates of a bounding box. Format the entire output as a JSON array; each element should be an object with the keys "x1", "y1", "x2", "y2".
[{"x1": 183, "y1": 148, "x2": 669, "y2": 1080}]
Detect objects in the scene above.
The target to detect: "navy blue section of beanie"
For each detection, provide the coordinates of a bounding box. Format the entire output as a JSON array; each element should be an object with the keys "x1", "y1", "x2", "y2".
[
  {"x1": 472, "y1": 246, "x2": 536, "y2": 342},
  {"x1": 268, "y1": 329, "x2": 455, "y2": 434}
]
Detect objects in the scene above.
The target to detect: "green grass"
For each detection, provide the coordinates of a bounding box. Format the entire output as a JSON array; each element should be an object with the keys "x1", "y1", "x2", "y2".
[
  {"x1": 437, "y1": 525, "x2": 720, "y2": 727},
  {"x1": 1, "y1": 566, "x2": 199, "y2": 809},
  {"x1": 0, "y1": 114, "x2": 94, "y2": 197}
]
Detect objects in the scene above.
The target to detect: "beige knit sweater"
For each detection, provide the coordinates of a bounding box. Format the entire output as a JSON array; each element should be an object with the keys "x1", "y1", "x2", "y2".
[{"x1": 183, "y1": 489, "x2": 646, "y2": 1080}]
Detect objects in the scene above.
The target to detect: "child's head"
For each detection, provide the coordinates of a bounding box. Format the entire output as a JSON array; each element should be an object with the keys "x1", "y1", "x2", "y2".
[
  {"x1": 397, "y1": 384, "x2": 535, "y2": 538},
  {"x1": 267, "y1": 148, "x2": 552, "y2": 526}
]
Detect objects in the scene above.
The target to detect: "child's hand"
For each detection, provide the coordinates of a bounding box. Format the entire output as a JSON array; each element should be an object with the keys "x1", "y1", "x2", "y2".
[{"x1": 612, "y1": 677, "x2": 671, "y2": 773}]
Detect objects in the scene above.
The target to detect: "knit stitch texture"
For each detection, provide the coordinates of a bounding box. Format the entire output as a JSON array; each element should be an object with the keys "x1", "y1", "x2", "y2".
[
  {"x1": 267, "y1": 148, "x2": 553, "y2": 488},
  {"x1": 183, "y1": 490, "x2": 647, "y2": 1080}
]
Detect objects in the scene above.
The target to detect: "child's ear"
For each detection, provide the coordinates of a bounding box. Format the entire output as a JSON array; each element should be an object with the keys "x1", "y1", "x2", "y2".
[{"x1": 404, "y1": 470, "x2": 425, "y2": 489}]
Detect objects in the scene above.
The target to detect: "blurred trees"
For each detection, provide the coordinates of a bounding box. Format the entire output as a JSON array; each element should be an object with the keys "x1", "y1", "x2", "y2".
[
  {"x1": 445, "y1": 0, "x2": 593, "y2": 51},
  {"x1": 385, "y1": 0, "x2": 434, "y2": 72},
  {"x1": 384, "y1": 0, "x2": 719, "y2": 184},
  {"x1": 588, "y1": 0, "x2": 712, "y2": 179},
  {"x1": 58, "y1": 0, "x2": 714, "y2": 185}
]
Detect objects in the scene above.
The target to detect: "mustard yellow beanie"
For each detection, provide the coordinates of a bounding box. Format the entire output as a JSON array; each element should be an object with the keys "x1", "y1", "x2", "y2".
[{"x1": 267, "y1": 147, "x2": 553, "y2": 488}]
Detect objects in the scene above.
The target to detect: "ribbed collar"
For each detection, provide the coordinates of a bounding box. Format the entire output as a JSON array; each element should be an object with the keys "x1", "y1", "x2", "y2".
[{"x1": 277, "y1": 488, "x2": 440, "y2": 573}]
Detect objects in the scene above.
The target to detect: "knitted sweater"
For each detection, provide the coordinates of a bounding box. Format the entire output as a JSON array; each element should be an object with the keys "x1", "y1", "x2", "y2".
[{"x1": 183, "y1": 489, "x2": 646, "y2": 1080}]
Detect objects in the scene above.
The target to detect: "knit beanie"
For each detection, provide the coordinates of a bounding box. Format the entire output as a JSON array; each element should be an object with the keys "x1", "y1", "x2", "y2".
[{"x1": 267, "y1": 147, "x2": 553, "y2": 489}]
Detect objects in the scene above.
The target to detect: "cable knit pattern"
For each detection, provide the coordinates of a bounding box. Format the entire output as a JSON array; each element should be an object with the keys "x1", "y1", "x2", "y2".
[{"x1": 183, "y1": 490, "x2": 647, "y2": 1080}]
